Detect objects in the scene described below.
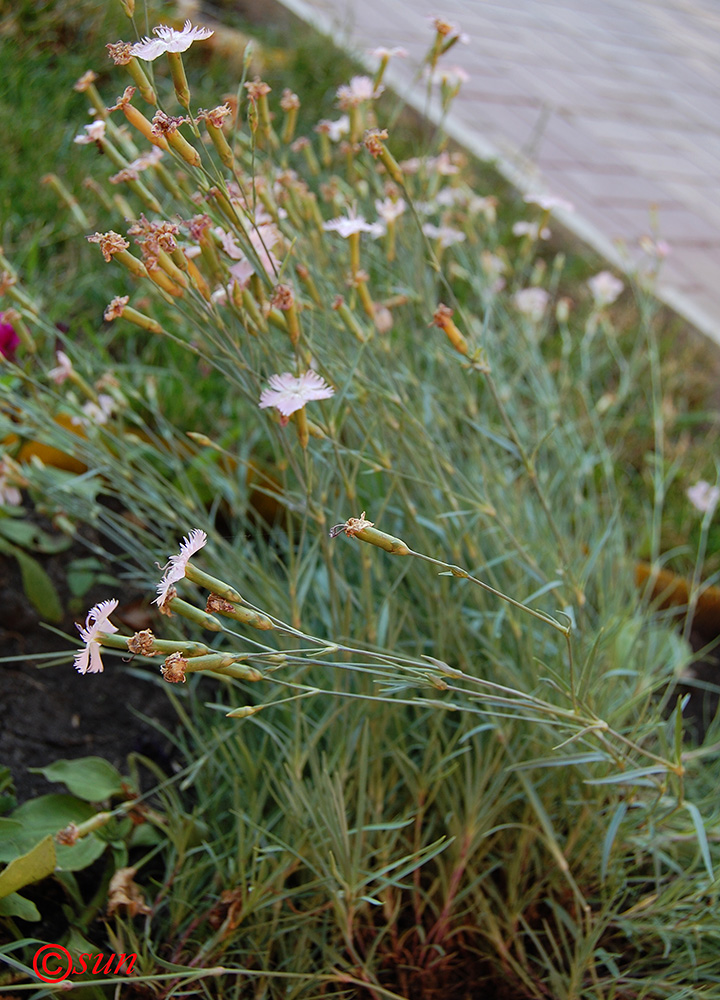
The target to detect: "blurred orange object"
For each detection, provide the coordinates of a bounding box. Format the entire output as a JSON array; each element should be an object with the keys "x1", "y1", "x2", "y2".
[{"x1": 636, "y1": 561, "x2": 720, "y2": 639}]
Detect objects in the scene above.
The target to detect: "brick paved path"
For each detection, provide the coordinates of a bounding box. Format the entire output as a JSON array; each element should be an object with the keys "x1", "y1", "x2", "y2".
[{"x1": 279, "y1": 0, "x2": 720, "y2": 345}]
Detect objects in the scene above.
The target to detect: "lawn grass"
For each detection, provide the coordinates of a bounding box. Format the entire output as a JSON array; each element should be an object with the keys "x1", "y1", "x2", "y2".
[{"x1": 1, "y1": 3, "x2": 720, "y2": 998}]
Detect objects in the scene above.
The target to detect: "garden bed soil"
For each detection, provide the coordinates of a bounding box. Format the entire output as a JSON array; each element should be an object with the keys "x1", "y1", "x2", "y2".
[{"x1": 0, "y1": 531, "x2": 177, "y2": 804}]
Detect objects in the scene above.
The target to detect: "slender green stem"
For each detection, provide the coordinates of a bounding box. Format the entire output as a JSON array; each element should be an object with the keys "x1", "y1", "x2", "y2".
[{"x1": 405, "y1": 548, "x2": 570, "y2": 635}]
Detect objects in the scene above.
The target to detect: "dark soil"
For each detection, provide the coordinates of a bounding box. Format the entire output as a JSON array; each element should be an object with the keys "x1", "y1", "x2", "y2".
[{"x1": 0, "y1": 527, "x2": 178, "y2": 804}]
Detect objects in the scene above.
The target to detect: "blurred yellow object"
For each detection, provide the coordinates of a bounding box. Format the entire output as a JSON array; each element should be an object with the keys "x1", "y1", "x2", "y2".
[
  {"x1": 5, "y1": 401, "x2": 288, "y2": 528},
  {"x1": 12, "y1": 413, "x2": 88, "y2": 475}
]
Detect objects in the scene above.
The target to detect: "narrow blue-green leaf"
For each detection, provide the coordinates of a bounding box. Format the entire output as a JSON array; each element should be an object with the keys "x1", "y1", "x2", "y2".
[
  {"x1": 585, "y1": 766, "x2": 668, "y2": 786},
  {"x1": 601, "y1": 801, "x2": 628, "y2": 882},
  {"x1": 684, "y1": 801, "x2": 714, "y2": 880},
  {"x1": 348, "y1": 818, "x2": 413, "y2": 835},
  {"x1": 509, "y1": 752, "x2": 606, "y2": 771}
]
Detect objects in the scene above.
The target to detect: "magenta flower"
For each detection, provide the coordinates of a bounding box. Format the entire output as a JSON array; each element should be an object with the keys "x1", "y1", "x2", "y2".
[
  {"x1": 0, "y1": 315, "x2": 19, "y2": 361},
  {"x1": 259, "y1": 370, "x2": 334, "y2": 420},
  {"x1": 74, "y1": 599, "x2": 119, "y2": 674}
]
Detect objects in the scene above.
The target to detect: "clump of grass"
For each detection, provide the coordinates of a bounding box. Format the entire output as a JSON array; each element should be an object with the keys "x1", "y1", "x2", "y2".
[{"x1": 1, "y1": 3, "x2": 720, "y2": 998}]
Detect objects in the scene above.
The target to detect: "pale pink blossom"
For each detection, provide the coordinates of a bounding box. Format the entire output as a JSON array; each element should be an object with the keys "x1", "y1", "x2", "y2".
[
  {"x1": 229, "y1": 259, "x2": 254, "y2": 288},
  {"x1": 130, "y1": 20, "x2": 214, "y2": 61},
  {"x1": 639, "y1": 235, "x2": 671, "y2": 259},
  {"x1": 413, "y1": 201, "x2": 436, "y2": 216},
  {"x1": 0, "y1": 460, "x2": 21, "y2": 507},
  {"x1": 154, "y1": 528, "x2": 208, "y2": 607},
  {"x1": 248, "y1": 224, "x2": 281, "y2": 275},
  {"x1": 74, "y1": 121, "x2": 106, "y2": 145},
  {"x1": 400, "y1": 152, "x2": 461, "y2": 175},
  {"x1": 429, "y1": 65, "x2": 470, "y2": 87},
  {"x1": 687, "y1": 480, "x2": 720, "y2": 515},
  {"x1": 71, "y1": 394, "x2": 115, "y2": 427},
  {"x1": 429, "y1": 151, "x2": 460, "y2": 175},
  {"x1": 481, "y1": 251, "x2": 507, "y2": 293},
  {"x1": 323, "y1": 210, "x2": 385, "y2": 239},
  {"x1": 588, "y1": 270, "x2": 624, "y2": 307},
  {"x1": 375, "y1": 197, "x2": 406, "y2": 223},
  {"x1": 48, "y1": 350, "x2": 73, "y2": 385},
  {"x1": 422, "y1": 222, "x2": 466, "y2": 247},
  {"x1": 468, "y1": 194, "x2": 497, "y2": 221},
  {"x1": 368, "y1": 46, "x2": 408, "y2": 59},
  {"x1": 74, "y1": 599, "x2": 119, "y2": 674},
  {"x1": 374, "y1": 306, "x2": 394, "y2": 333},
  {"x1": 316, "y1": 116, "x2": 350, "y2": 142},
  {"x1": 428, "y1": 17, "x2": 470, "y2": 45},
  {"x1": 127, "y1": 147, "x2": 165, "y2": 171},
  {"x1": 524, "y1": 193, "x2": 574, "y2": 213},
  {"x1": 513, "y1": 220, "x2": 551, "y2": 240},
  {"x1": 399, "y1": 156, "x2": 423, "y2": 175},
  {"x1": 109, "y1": 167, "x2": 139, "y2": 184},
  {"x1": 336, "y1": 76, "x2": 383, "y2": 108},
  {"x1": 435, "y1": 188, "x2": 464, "y2": 207},
  {"x1": 219, "y1": 224, "x2": 281, "y2": 287},
  {"x1": 514, "y1": 287, "x2": 550, "y2": 322},
  {"x1": 259, "y1": 370, "x2": 334, "y2": 419}
]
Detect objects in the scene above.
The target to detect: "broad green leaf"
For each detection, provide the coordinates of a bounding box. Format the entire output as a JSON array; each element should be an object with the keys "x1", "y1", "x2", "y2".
[
  {"x1": 65, "y1": 557, "x2": 117, "y2": 599},
  {"x1": 56, "y1": 835, "x2": 106, "y2": 873},
  {"x1": 29, "y1": 758, "x2": 125, "y2": 802},
  {"x1": 4, "y1": 795, "x2": 93, "y2": 844},
  {"x1": 0, "y1": 796, "x2": 104, "y2": 870},
  {"x1": 0, "y1": 537, "x2": 63, "y2": 622},
  {"x1": 0, "y1": 518, "x2": 72, "y2": 553},
  {"x1": 129, "y1": 823, "x2": 164, "y2": 848},
  {"x1": 0, "y1": 892, "x2": 42, "y2": 921},
  {"x1": 0, "y1": 767, "x2": 17, "y2": 817},
  {"x1": 0, "y1": 818, "x2": 31, "y2": 859},
  {"x1": 0, "y1": 835, "x2": 55, "y2": 898}
]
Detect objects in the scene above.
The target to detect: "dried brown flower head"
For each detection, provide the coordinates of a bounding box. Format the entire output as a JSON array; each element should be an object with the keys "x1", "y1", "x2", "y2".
[{"x1": 161, "y1": 651, "x2": 187, "y2": 683}]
